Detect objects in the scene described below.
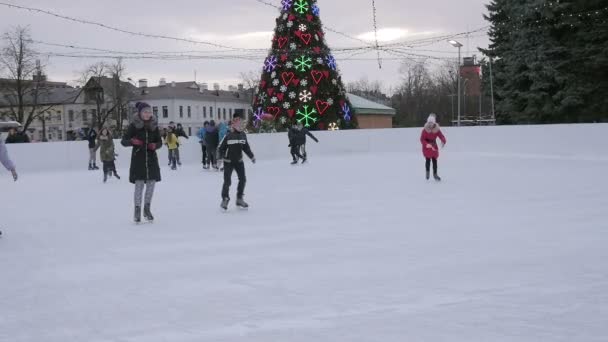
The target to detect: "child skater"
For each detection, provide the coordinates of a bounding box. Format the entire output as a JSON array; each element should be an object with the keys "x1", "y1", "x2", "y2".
[
  {"x1": 218, "y1": 113, "x2": 256, "y2": 210},
  {"x1": 121, "y1": 102, "x2": 162, "y2": 223},
  {"x1": 98, "y1": 127, "x2": 120, "y2": 182},
  {"x1": 420, "y1": 113, "x2": 447, "y2": 181},
  {"x1": 164, "y1": 127, "x2": 179, "y2": 170}
]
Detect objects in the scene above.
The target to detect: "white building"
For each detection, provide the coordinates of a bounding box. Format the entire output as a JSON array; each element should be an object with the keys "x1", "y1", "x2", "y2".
[{"x1": 130, "y1": 79, "x2": 252, "y2": 136}]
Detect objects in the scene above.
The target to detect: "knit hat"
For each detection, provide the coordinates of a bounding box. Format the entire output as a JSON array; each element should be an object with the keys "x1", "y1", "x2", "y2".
[
  {"x1": 427, "y1": 113, "x2": 437, "y2": 124},
  {"x1": 135, "y1": 102, "x2": 151, "y2": 114}
]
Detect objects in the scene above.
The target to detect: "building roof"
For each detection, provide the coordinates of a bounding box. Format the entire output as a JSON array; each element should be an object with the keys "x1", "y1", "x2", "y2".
[
  {"x1": 0, "y1": 86, "x2": 81, "y2": 107},
  {"x1": 132, "y1": 82, "x2": 250, "y2": 104},
  {"x1": 347, "y1": 93, "x2": 396, "y2": 116}
]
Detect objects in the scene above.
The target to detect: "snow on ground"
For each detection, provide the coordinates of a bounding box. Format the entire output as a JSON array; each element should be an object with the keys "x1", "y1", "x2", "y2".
[{"x1": 1, "y1": 132, "x2": 608, "y2": 341}]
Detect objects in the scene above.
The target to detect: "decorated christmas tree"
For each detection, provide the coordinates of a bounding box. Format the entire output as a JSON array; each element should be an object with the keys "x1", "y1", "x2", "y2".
[{"x1": 252, "y1": 0, "x2": 358, "y2": 131}]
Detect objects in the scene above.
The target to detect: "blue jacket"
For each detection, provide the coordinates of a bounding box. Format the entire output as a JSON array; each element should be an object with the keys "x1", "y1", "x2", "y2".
[
  {"x1": 197, "y1": 127, "x2": 207, "y2": 144},
  {"x1": 218, "y1": 122, "x2": 228, "y2": 142}
]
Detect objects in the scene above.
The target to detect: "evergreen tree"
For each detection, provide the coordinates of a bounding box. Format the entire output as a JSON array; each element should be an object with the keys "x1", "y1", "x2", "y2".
[{"x1": 252, "y1": 0, "x2": 357, "y2": 131}]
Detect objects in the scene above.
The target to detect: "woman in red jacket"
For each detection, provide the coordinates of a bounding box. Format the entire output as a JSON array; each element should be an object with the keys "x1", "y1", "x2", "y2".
[{"x1": 420, "y1": 113, "x2": 447, "y2": 181}]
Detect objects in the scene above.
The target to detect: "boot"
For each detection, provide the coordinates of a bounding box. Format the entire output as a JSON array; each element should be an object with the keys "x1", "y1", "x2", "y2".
[
  {"x1": 426, "y1": 170, "x2": 430, "y2": 180},
  {"x1": 113, "y1": 171, "x2": 121, "y2": 180},
  {"x1": 433, "y1": 173, "x2": 442, "y2": 182},
  {"x1": 291, "y1": 159, "x2": 298, "y2": 165},
  {"x1": 88, "y1": 163, "x2": 93, "y2": 171},
  {"x1": 93, "y1": 163, "x2": 100, "y2": 170},
  {"x1": 134, "y1": 206, "x2": 141, "y2": 223},
  {"x1": 221, "y1": 198, "x2": 230, "y2": 210},
  {"x1": 103, "y1": 172, "x2": 108, "y2": 183},
  {"x1": 236, "y1": 197, "x2": 249, "y2": 209},
  {"x1": 143, "y1": 204, "x2": 154, "y2": 221}
]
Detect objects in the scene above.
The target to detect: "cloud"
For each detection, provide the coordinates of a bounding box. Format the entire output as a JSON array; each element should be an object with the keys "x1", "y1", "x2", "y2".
[{"x1": 356, "y1": 28, "x2": 439, "y2": 43}]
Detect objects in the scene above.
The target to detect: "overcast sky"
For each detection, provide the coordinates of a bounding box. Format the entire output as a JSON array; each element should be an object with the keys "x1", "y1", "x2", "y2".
[{"x1": 0, "y1": 0, "x2": 490, "y2": 91}]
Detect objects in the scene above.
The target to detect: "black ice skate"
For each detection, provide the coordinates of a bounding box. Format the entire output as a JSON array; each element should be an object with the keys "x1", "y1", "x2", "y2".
[
  {"x1": 221, "y1": 198, "x2": 230, "y2": 211},
  {"x1": 291, "y1": 159, "x2": 298, "y2": 165},
  {"x1": 426, "y1": 171, "x2": 430, "y2": 180},
  {"x1": 236, "y1": 198, "x2": 249, "y2": 209},
  {"x1": 143, "y1": 204, "x2": 154, "y2": 221},
  {"x1": 134, "y1": 206, "x2": 142, "y2": 223},
  {"x1": 103, "y1": 172, "x2": 108, "y2": 183},
  {"x1": 113, "y1": 171, "x2": 121, "y2": 180},
  {"x1": 433, "y1": 173, "x2": 442, "y2": 182}
]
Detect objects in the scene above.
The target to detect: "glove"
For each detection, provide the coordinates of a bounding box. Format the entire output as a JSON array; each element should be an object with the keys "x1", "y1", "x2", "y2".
[
  {"x1": 131, "y1": 138, "x2": 144, "y2": 146},
  {"x1": 288, "y1": 144, "x2": 291, "y2": 147},
  {"x1": 426, "y1": 143, "x2": 433, "y2": 149},
  {"x1": 147, "y1": 143, "x2": 157, "y2": 151},
  {"x1": 11, "y1": 169, "x2": 18, "y2": 181},
  {"x1": 441, "y1": 142, "x2": 446, "y2": 148},
  {"x1": 251, "y1": 157, "x2": 256, "y2": 164}
]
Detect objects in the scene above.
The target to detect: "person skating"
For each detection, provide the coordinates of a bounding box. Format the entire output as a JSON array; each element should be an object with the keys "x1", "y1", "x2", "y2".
[
  {"x1": 121, "y1": 102, "x2": 162, "y2": 223},
  {"x1": 174, "y1": 123, "x2": 189, "y2": 166},
  {"x1": 5, "y1": 127, "x2": 30, "y2": 144},
  {"x1": 420, "y1": 113, "x2": 447, "y2": 181},
  {"x1": 218, "y1": 113, "x2": 256, "y2": 210},
  {"x1": 197, "y1": 121, "x2": 210, "y2": 169},
  {"x1": 205, "y1": 120, "x2": 220, "y2": 170},
  {"x1": 86, "y1": 127, "x2": 99, "y2": 170},
  {"x1": 288, "y1": 124, "x2": 305, "y2": 164},
  {"x1": 295, "y1": 122, "x2": 318, "y2": 163},
  {"x1": 0, "y1": 137, "x2": 18, "y2": 236},
  {"x1": 97, "y1": 127, "x2": 120, "y2": 182},
  {"x1": 164, "y1": 127, "x2": 179, "y2": 170}
]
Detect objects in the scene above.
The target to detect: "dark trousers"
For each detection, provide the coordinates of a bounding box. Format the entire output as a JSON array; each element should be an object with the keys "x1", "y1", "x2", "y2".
[
  {"x1": 222, "y1": 161, "x2": 246, "y2": 199},
  {"x1": 169, "y1": 149, "x2": 177, "y2": 168},
  {"x1": 425, "y1": 158, "x2": 438, "y2": 174},
  {"x1": 102, "y1": 160, "x2": 116, "y2": 173},
  {"x1": 202, "y1": 144, "x2": 208, "y2": 164},
  {"x1": 291, "y1": 144, "x2": 304, "y2": 161}
]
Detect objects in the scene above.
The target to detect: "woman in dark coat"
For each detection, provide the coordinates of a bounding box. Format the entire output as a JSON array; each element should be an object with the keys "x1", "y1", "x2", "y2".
[
  {"x1": 98, "y1": 127, "x2": 120, "y2": 183},
  {"x1": 205, "y1": 120, "x2": 220, "y2": 170},
  {"x1": 121, "y1": 102, "x2": 162, "y2": 223}
]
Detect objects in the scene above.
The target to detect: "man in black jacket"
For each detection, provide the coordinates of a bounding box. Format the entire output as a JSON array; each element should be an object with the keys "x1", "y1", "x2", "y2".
[
  {"x1": 289, "y1": 123, "x2": 319, "y2": 164},
  {"x1": 218, "y1": 114, "x2": 255, "y2": 210}
]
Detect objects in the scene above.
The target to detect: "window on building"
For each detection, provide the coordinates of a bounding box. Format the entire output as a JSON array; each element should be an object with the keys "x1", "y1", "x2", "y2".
[
  {"x1": 187, "y1": 106, "x2": 191, "y2": 118},
  {"x1": 82, "y1": 109, "x2": 88, "y2": 123},
  {"x1": 68, "y1": 110, "x2": 74, "y2": 122},
  {"x1": 48, "y1": 134, "x2": 52, "y2": 141},
  {"x1": 91, "y1": 109, "x2": 97, "y2": 123},
  {"x1": 203, "y1": 106, "x2": 207, "y2": 118},
  {"x1": 223, "y1": 108, "x2": 226, "y2": 117},
  {"x1": 229, "y1": 108, "x2": 233, "y2": 117},
  {"x1": 179, "y1": 106, "x2": 183, "y2": 118},
  {"x1": 58, "y1": 131, "x2": 63, "y2": 141},
  {"x1": 210, "y1": 107, "x2": 214, "y2": 119},
  {"x1": 162, "y1": 106, "x2": 168, "y2": 118},
  {"x1": 188, "y1": 127, "x2": 192, "y2": 136},
  {"x1": 153, "y1": 106, "x2": 158, "y2": 117}
]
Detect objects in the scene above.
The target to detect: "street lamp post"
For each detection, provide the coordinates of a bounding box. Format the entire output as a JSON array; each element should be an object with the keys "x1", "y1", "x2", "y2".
[{"x1": 449, "y1": 40, "x2": 463, "y2": 126}]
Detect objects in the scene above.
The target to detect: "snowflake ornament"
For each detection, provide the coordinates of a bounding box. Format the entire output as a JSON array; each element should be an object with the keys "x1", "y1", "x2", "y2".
[
  {"x1": 254, "y1": 87, "x2": 260, "y2": 94},
  {"x1": 286, "y1": 61, "x2": 294, "y2": 69},
  {"x1": 278, "y1": 25, "x2": 285, "y2": 32},
  {"x1": 289, "y1": 91, "x2": 297, "y2": 99},
  {"x1": 294, "y1": 55, "x2": 313, "y2": 72},
  {"x1": 280, "y1": 85, "x2": 288, "y2": 92},
  {"x1": 283, "y1": 102, "x2": 291, "y2": 109},
  {"x1": 312, "y1": 4, "x2": 320, "y2": 16},
  {"x1": 253, "y1": 107, "x2": 264, "y2": 127},
  {"x1": 287, "y1": 21, "x2": 294, "y2": 28},
  {"x1": 299, "y1": 24, "x2": 308, "y2": 32},
  {"x1": 316, "y1": 57, "x2": 324, "y2": 65},
  {"x1": 290, "y1": 42, "x2": 297, "y2": 51},
  {"x1": 281, "y1": 0, "x2": 293, "y2": 11},
  {"x1": 299, "y1": 90, "x2": 312, "y2": 103},
  {"x1": 271, "y1": 96, "x2": 278, "y2": 104},
  {"x1": 294, "y1": 0, "x2": 309, "y2": 14},
  {"x1": 271, "y1": 71, "x2": 277, "y2": 79},
  {"x1": 282, "y1": 13, "x2": 288, "y2": 20},
  {"x1": 259, "y1": 93, "x2": 268, "y2": 101},
  {"x1": 280, "y1": 116, "x2": 287, "y2": 124},
  {"x1": 272, "y1": 79, "x2": 280, "y2": 86},
  {"x1": 300, "y1": 79, "x2": 308, "y2": 87},
  {"x1": 327, "y1": 98, "x2": 334, "y2": 105},
  {"x1": 326, "y1": 55, "x2": 337, "y2": 70},
  {"x1": 332, "y1": 79, "x2": 338, "y2": 85},
  {"x1": 342, "y1": 103, "x2": 352, "y2": 121},
  {"x1": 296, "y1": 105, "x2": 318, "y2": 127},
  {"x1": 314, "y1": 34, "x2": 319, "y2": 41},
  {"x1": 264, "y1": 55, "x2": 278, "y2": 72}
]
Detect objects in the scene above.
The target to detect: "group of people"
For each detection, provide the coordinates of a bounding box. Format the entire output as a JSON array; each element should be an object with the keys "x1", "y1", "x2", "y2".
[
  {"x1": 120, "y1": 102, "x2": 255, "y2": 222},
  {"x1": 1, "y1": 109, "x2": 447, "y2": 225},
  {"x1": 197, "y1": 120, "x2": 229, "y2": 171},
  {"x1": 162, "y1": 122, "x2": 189, "y2": 170}
]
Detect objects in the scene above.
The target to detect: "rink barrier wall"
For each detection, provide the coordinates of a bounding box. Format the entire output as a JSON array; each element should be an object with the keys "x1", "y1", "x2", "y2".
[{"x1": 6, "y1": 123, "x2": 608, "y2": 174}]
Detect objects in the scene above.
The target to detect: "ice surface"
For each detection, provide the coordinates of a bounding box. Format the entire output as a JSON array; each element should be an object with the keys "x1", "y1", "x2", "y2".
[{"x1": 1, "y1": 125, "x2": 608, "y2": 341}]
